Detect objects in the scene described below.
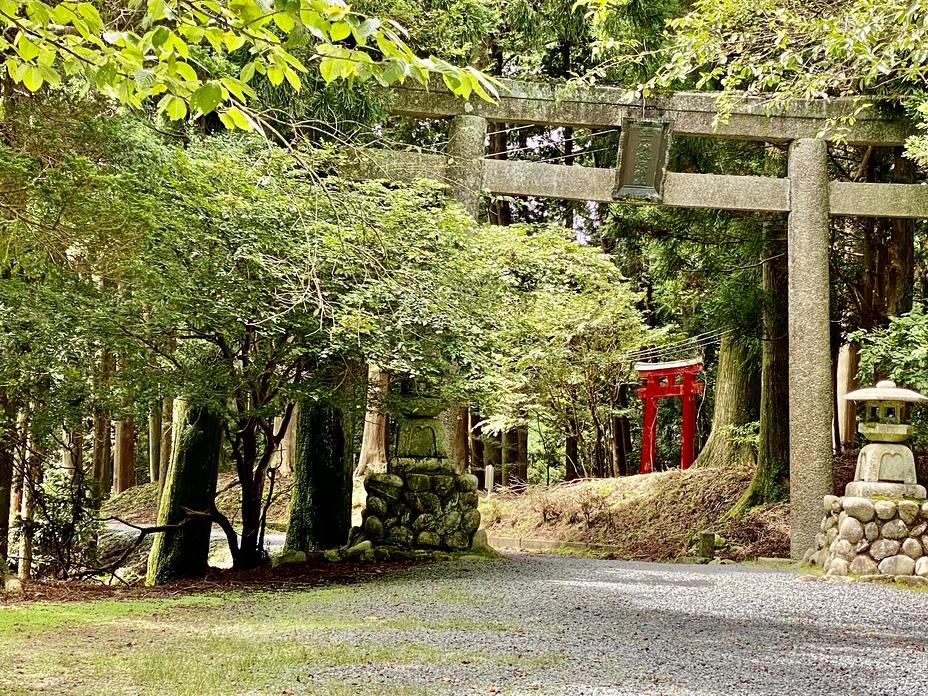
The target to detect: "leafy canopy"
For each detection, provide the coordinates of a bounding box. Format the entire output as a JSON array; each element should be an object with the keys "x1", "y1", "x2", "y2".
[{"x1": 0, "y1": 0, "x2": 499, "y2": 129}]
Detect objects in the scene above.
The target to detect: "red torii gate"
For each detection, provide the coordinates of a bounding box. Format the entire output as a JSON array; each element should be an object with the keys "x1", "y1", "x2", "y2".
[{"x1": 635, "y1": 359, "x2": 704, "y2": 474}]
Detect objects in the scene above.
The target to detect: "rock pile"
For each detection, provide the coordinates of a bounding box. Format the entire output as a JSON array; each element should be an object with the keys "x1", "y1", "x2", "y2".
[
  {"x1": 325, "y1": 463, "x2": 486, "y2": 562},
  {"x1": 811, "y1": 495, "x2": 928, "y2": 582}
]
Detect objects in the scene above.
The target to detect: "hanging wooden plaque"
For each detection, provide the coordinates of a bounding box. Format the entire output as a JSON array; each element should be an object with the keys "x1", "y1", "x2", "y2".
[{"x1": 613, "y1": 118, "x2": 673, "y2": 202}]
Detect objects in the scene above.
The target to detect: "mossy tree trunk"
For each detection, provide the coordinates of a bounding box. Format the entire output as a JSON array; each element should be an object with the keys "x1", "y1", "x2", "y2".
[
  {"x1": 693, "y1": 333, "x2": 760, "y2": 469},
  {"x1": 728, "y1": 229, "x2": 790, "y2": 516},
  {"x1": 146, "y1": 402, "x2": 222, "y2": 586},
  {"x1": 284, "y1": 402, "x2": 347, "y2": 553}
]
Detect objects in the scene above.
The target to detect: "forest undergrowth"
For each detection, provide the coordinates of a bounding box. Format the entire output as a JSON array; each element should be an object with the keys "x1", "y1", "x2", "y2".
[{"x1": 480, "y1": 467, "x2": 791, "y2": 562}]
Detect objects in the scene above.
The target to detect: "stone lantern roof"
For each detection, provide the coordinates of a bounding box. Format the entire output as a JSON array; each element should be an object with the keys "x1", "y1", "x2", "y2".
[{"x1": 844, "y1": 379, "x2": 928, "y2": 404}]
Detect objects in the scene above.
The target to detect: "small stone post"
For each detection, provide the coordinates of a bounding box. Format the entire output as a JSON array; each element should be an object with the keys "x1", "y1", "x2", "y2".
[
  {"x1": 485, "y1": 464, "x2": 495, "y2": 496},
  {"x1": 787, "y1": 138, "x2": 834, "y2": 559},
  {"x1": 698, "y1": 531, "x2": 715, "y2": 560},
  {"x1": 446, "y1": 114, "x2": 487, "y2": 218}
]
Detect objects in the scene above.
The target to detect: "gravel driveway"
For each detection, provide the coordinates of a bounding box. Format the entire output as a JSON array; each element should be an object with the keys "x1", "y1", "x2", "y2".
[{"x1": 308, "y1": 552, "x2": 928, "y2": 696}]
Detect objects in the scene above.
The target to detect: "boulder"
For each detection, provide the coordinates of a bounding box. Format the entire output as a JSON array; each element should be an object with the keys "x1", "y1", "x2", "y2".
[
  {"x1": 456, "y1": 474, "x2": 479, "y2": 492},
  {"x1": 874, "y1": 499, "x2": 897, "y2": 521},
  {"x1": 365, "y1": 473, "x2": 404, "y2": 502},
  {"x1": 910, "y1": 522, "x2": 927, "y2": 538},
  {"x1": 419, "y1": 492, "x2": 442, "y2": 514},
  {"x1": 869, "y1": 538, "x2": 900, "y2": 561},
  {"x1": 438, "y1": 511, "x2": 462, "y2": 535},
  {"x1": 363, "y1": 515, "x2": 385, "y2": 542},
  {"x1": 823, "y1": 494, "x2": 839, "y2": 513},
  {"x1": 386, "y1": 526, "x2": 414, "y2": 546},
  {"x1": 839, "y1": 517, "x2": 864, "y2": 544},
  {"x1": 881, "y1": 519, "x2": 908, "y2": 540},
  {"x1": 406, "y1": 474, "x2": 431, "y2": 492},
  {"x1": 850, "y1": 555, "x2": 879, "y2": 576},
  {"x1": 444, "y1": 530, "x2": 471, "y2": 550},
  {"x1": 365, "y1": 495, "x2": 388, "y2": 518},
  {"x1": 897, "y1": 500, "x2": 920, "y2": 525},
  {"x1": 461, "y1": 508, "x2": 482, "y2": 535},
  {"x1": 878, "y1": 554, "x2": 916, "y2": 576},
  {"x1": 404, "y1": 491, "x2": 425, "y2": 514},
  {"x1": 432, "y1": 475, "x2": 456, "y2": 497},
  {"x1": 825, "y1": 558, "x2": 849, "y2": 577},
  {"x1": 865, "y1": 522, "x2": 881, "y2": 541},
  {"x1": 915, "y1": 556, "x2": 928, "y2": 577},
  {"x1": 412, "y1": 514, "x2": 436, "y2": 532},
  {"x1": 271, "y1": 550, "x2": 307, "y2": 568},
  {"x1": 460, "y1": 491, "x2": 479, "y2": 509},
  {"x1": 441, "y1": 492, "x2": 460, "y2": 512},
  {"x1": 417, "y1": 531, "x2": 441, "y2": 547},
  {"x1": 901, "y1": 538, "x2": 923, "y2": 560},
  {"x1": 842, "y1": 497, "x2": 876, "y2": 523},
  {"x1": 833, "y1": 539, "x2": 855, "y2": 562}
]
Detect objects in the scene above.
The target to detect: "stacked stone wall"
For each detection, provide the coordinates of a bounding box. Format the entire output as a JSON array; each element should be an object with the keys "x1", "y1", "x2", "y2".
[
  {"x1": 813, "y1": 495, "x2": 928, "y2": 581},
  {"x1": 327, "y1": 463, "x2": 483, "y2": 562},
  {"x1": 362, "y1": 466, "x2": 482, "y2": 550}
]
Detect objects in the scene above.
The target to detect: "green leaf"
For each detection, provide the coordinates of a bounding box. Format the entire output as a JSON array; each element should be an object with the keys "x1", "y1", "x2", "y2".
[
  {"x1": 15, "y1": 34, "x2": 40, "y2": 61},
  {"x1": 273, "y1": 12, "x2": 295, "y2": 32},
  {"x1": 163, "y1": 95, "x2": 187, "y2": 119},
  {"x1": 191, "y1": 81, "x2": 224, "y2": 114},
  {"x1": 21, "y1": 64, "x2": 44, "y2": 91},
  {"x1": 240, "y1": 61, "x2": 256, "y2": 82},
  {"x1": 318, "y1": 57, "x2": 337, "y2": 82},
  {"x1": 330, "y1": 21, "x2": 351, "y2": 41}
]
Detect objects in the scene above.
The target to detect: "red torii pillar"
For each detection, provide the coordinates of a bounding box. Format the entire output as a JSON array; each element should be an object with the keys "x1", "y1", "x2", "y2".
[{"x1": 635, "y1": 360, "x2": 704, "y2": 473}]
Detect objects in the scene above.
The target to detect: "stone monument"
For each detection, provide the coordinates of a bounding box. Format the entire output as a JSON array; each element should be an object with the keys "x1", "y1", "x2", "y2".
[
  {"x1": 326, "y1": 379, "x2": 487, "y2": 562},
  {"x1": 810, "y1": 381, "x2": 928, "y2": 580}
]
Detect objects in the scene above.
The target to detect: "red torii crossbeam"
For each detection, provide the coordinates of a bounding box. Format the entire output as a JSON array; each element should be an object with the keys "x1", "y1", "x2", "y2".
[{"x1": 635, "y1": 359, "x2": 704, "y2": 473}]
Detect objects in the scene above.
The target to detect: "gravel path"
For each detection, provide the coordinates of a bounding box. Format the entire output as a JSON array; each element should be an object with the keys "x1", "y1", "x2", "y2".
[{"x1": 306, "y1": 552, "x2": 928, "y2": 696}]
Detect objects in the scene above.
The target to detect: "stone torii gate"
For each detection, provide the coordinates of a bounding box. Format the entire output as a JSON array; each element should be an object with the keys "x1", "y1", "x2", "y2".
[{"x1": 360, "y1": 78, "x2": 928, "y2": 559}]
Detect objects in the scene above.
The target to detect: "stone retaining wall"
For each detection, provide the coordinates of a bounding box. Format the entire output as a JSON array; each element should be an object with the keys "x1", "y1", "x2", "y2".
[{"x1": 812, "y1": 495, "x2": 928, "y2": 581}]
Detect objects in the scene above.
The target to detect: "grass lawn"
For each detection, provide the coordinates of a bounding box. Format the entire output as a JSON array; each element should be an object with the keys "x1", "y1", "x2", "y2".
[{"x1": 0, "y1": 568, "x2": 522, "y2": 696}]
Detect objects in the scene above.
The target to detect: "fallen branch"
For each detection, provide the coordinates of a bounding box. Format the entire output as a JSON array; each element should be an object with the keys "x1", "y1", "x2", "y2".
[{"x1": 84, "y1": 511, "x2": 211, "y2": 582}]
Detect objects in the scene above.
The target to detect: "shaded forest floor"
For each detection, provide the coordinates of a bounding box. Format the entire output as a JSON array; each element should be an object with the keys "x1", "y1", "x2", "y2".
[{"x1": 480, "y1": 466, "x2": 791, "y2": 562}]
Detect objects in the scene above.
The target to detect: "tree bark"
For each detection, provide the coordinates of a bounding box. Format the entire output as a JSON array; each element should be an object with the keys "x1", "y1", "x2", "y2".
[
  {"x1": 91, "y1": 409, "x2": 110, "y2": 500},
  {"x1": 18, "y1": 434, "x2": 39, "y2": 581},
  {"x1": 500, "y1": 430, "x2": 514, "y2": 486},
  {"x1": 0, "y1": 397, "x2": 14, "y2": 561},
  {"x1": 284, "y1": 402, "x2": 348, "y2": 552},
  {"x1": 860, "y1": 147, "x2": 916, "y2": 330},
  {"x1": 148, "y1": 406, "x2": 162, "y2": 484},
  {"x1": 693, "y1": 333, "x2": 760, "y2": 469},
  {"x1": 271, "y1": 407, "x2": 297, "y2": 478},
  {"x1": 728, "y1": 230, "x2": 790, "y2": 515},
  {"x1": 354, "y1": 365, "x2": 389, "y2": 476},
  {"x1": 158, "y1": 397, "x2": 173, "y2": 502},
  {"x1": 146, "y1": 402, "x2": 222, "y2": 585},
  {"x1": 516, "y1": 427, "x2": 529, "y2": 480},
  {"x1": 469, "y1": 412, "x2": 484, "y2": 470},
  {"x1": 565, "y1": 433, "x2": 581, "y2": 480},
  {"x1": 449, "y1": 408, "x2": 469, "y2": 475},
  {"x1": 112, "y1": 417, "x2": 135, "y2": 494}
]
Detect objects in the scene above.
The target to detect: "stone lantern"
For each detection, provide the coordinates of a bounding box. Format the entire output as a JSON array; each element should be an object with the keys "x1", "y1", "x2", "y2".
[{"x1": 843, "y1": 380, "x2": 928, "y2": 499}]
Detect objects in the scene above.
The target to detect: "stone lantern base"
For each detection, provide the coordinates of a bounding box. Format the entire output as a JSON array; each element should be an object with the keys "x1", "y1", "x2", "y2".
[{"x1": 809, "y1": 495, "x2": 928, "y2": 581}]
